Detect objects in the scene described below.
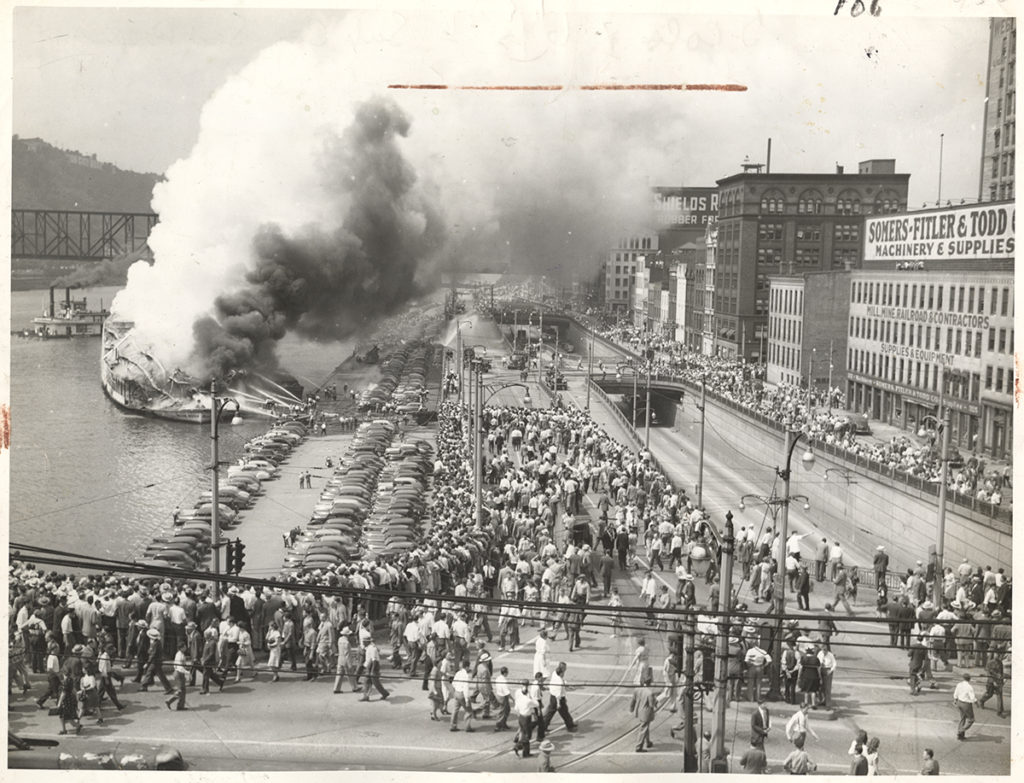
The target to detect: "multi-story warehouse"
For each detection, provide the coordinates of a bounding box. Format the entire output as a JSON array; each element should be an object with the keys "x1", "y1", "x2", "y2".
[
  {"x1": 979, "y1": 17, "x2": 1016, "y2": 202},
  {"x1": 847, "y1": 200, "x2": 1015, "y2": 459},
  {"x1": 603, "y1": 234, "x2": 657, "y2": 312},
  {"x1": 767, "y1": 271, "x2": 851, "y2": 392},
  {"x1": 713, "y1": 160, "x2": 910, "y2": 362}
]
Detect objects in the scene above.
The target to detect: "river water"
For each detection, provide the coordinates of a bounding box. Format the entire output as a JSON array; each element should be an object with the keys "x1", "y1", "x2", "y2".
[{"x1": 9, "y1": 285, "x2": 354, "y2": 563}]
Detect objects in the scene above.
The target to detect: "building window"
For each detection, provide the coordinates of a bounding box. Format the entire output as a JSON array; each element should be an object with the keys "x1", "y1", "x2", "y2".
[
  {"x1": 795, "y1": 248, "x2": 820, "y2": 266},
  {"x1": 797, "y1": 190, "x2": 824, "y2": 214},
  {"x1": 873, "y1": 190, "x2": 902, "y2": 214},
  {"x1": 968, "y1": 287, "x2": 975, "y2": 313},
  {"x1": 999, "y1": 328, "x2": 1007, "y2": 352},
  {"x1": 975, "y1": 331, "x2": 983, "y2": 357},
  {"x1": 796, "y1": 224, "x2": 822, "y2": 242},
  {"x1": 1002, "y1": 287, "x2": 1010, "y2": 315},
  {"x1": 836, "y1": 190, "x2": 862, "y2": 215},
  {"x1": 996, "y1": 368, "x2": 1004, "y2": 392},
  {"x1": 760, "y1": 192, "x2": 785, "y2": 214},
  {"x1": 837, "y1": 223, "x2": 859, "y2": 243},
  {"x1": 757, "y1": 248, "x2": 782, "y2": 266},
  {"x1": 759, "y1": 222, "x2": 784, "y2": 241},
  {"x1": 995, "y1": 128, "x2": 1001, "y2": 148}
]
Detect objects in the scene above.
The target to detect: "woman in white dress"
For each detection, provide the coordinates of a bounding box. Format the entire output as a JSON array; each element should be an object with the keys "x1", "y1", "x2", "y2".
[{"x1": 533, "y1": 628, "x2": 550, "y2": 677}]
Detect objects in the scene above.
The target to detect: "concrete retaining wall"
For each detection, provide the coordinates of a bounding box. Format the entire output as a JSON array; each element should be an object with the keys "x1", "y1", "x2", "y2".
[
  {"x1": 671, "y1": 391, "x2": 1012, "y2": 574},
  {"x1": 558, "y1": 316, "x2": 1009, "y2": 574}
]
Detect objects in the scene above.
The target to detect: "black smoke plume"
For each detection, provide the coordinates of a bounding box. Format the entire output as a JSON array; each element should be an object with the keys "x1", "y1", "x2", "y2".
[
  {"x1": 191, "y1": 97, "x2": 445, "y2": 379},
  {"x1": 52, "y1": 247, "x2": 153, "y2": 289}
]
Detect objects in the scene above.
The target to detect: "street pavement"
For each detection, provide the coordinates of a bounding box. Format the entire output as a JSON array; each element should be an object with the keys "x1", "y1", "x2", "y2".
[{"x1": 8, "y1": 312, "x2": 1012, "y2": 773}]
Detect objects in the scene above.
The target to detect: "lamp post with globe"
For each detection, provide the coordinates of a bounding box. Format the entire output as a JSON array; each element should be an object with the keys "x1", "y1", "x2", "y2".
[{"x1": 742, "y1": 429, "x2": 815, "y2": 701}]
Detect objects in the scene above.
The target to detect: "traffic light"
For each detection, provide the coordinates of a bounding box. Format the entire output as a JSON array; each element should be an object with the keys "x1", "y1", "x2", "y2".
[
  {"x1": 225, "y1": 539, "x2": 246, "y2": 575},
  {"x1": 224, "y1": 540, "x2": 235, "y2": 575},
  {"x1": 235, "y1": 541, "x2": 246, "y2": 574}
]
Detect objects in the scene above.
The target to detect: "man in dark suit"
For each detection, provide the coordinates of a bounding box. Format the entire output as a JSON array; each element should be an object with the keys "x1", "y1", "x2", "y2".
[
  {"x1": 750, "y1": 697, "x2": 771, "y2": 749},
  {"x1": 630, "y1": 667, "x2": 656, "y2": 752}
]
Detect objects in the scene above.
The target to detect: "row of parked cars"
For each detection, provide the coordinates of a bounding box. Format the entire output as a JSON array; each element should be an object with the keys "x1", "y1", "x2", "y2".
[
  {"x1": 357, "y1": 342, "x2": 433, "y2": 415},
  {"x1": 136, "y1": 420, "x2": 307, "y2": 571},
  {"x1": 282, "y1": 419, "x2": 394, "y2": 574}
]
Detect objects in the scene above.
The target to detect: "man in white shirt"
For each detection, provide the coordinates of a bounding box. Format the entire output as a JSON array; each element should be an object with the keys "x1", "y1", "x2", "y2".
[
  {"x1": 433, "y1": 614, "x2": 452, "y2": 657},
  {"x1": 640, "y1": 571, "x2": 658, "y2": 626},
  {"x1": 450, "y1": 659, "x2": 476, "y2": 732},
  {"x1": 953, "y1": 672, "x2": 977, "y2": 740},
  {"x1": 359, "y1": 638, "x2": 390, "y2": 701},
  {"x1": 165, "y1": 642, "x2": 189, "y2": 711},
  {"x1": 744, "y1": 644, "x2": 773, "y2": 703},
  {"x1": 828, "y1": 542, "x2": 845, "y2": 581},
  {"x1": 542, "y1": 661, "x2": 577, "y2": 732},
  {"x1": 817, "y1": 647, "x2": 837, "y2": 710},
  {"x1": 403, "y1": 616, "x2": 423, "y2": 676},
  {"x1": 493, "y1": 666, "x2": 512, "y2": 730},
  {"x1": 512, "y1": 679, "x2": 539, "y2": 757},
  {"x1": 785, "y1": 703, "x2": 819, "y2": 745}
]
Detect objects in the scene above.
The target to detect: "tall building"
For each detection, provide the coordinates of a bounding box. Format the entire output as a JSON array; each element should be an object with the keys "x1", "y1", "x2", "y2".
[
  {"x1": 979, "y1": 18, "x2": 1016, "y2": 202},
  {"x1": 603, "y1": 234, "x2": 657, "y2": 312},
  {"x1": 766, "y1": 199, "x2": 1015, "y2": 460},
  {"x1": 603, "y1": 186, "x2": 714, "y2": 314},
  {"x1": 713, "y1": 161, "x2": 910, "y2": 362},
  {"x1": 767, "y1": 271, "x2": 851, "y2": 392}
]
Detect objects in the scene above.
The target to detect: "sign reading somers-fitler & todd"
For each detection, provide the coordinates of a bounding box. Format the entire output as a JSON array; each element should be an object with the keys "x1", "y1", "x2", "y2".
[{"x1": 864, "y1": 202, "x2": 1015, "y2": 262}]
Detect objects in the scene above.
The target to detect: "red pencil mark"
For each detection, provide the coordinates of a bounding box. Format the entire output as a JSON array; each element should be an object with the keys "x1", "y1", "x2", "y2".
[
  {"x1": 0, "y1": 403, "x2": 9, "y2": 452},
  {"x1": 387, "y1": 83, "x2": 747, "y2": 92},
  {"x1": 684, "y1": 83, "x2": 748, "y2": 92},
  {"x1": 1015, "y1": 352, "x2": 1021, "y2": 408}
]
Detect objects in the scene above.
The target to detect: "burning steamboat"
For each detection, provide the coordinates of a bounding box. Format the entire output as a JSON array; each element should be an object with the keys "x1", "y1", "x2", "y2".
[{"x1": 101, "y1": 320, "x2": 303, "y2": 423}]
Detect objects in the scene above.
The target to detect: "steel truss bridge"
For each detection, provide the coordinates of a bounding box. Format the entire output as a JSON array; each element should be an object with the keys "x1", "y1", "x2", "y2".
[{"x1": 11, "y1": 209, "x2": 158, "y2": 260}]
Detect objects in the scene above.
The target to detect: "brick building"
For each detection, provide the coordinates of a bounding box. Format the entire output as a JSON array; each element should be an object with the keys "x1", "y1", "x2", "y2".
[{"x1": 713, "y1": 161, "x2": 910, "y2": 361}]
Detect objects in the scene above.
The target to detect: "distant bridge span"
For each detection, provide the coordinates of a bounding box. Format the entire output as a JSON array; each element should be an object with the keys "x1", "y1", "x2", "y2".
[{"x1": 11, "y1": 209, "x2": 158, "y2": 260}]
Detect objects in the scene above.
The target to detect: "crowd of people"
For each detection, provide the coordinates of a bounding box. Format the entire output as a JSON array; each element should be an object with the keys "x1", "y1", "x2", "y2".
[
  {"x1": 7, "y1": 390, "x2": 1012, "y2": 771},
  {"x1": 587, "y1": 319, "x2": 1011, "y2": 511}
]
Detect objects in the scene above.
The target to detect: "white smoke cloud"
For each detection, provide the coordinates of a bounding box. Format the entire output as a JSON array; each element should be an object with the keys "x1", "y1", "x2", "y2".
[{"x1": 109, "y1": 10, "x2": 727, "y2": 373}]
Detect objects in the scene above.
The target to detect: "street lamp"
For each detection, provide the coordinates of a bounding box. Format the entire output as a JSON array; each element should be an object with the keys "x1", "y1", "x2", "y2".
[
  {"x1": 918, "y1": 408, "x2": 952, "y2": 605},
  {"x1": 824, "y1": 467, "x2": 857, "y2": 485},
  {"x1": 209, "y1": 381, "x2": 240, "y2": 598},
  {"x1": 743, "y1": 429, "x2": 815, "y2": 701},
  {"x1": 454, "y1": 319, "x2": 473, "y2": 409},
  {"x1": 472, "y1": 379, "x2": 532, "y2": 526}
]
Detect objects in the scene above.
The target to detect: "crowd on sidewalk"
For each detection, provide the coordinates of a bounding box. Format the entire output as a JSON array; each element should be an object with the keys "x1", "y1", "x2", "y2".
[
  {"x1": 589, "y1": 320, "x2": 1010, "y2": 511},
  {"x1": 7, "y1": 396, "x2": 1012, "y2": 770}
]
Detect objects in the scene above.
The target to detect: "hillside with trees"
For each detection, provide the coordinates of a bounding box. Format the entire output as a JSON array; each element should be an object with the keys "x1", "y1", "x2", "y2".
[{"x1": 12, "y1": 135, "x2": 162, "y2": 212}]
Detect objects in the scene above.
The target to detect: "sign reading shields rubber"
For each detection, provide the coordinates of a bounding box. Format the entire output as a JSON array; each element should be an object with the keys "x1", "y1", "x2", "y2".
[{"x1": 864, "y1": 203, "x2": 1015, "y2": 261}]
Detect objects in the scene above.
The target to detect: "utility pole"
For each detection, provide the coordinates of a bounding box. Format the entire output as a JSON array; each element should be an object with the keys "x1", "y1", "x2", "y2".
[
  {"x1": 210, "y1": 381, "x2": 221, "y2": 598},
  {"x1": 474, "y1": 361, "x2": 484, "y2": 527},
  {"x1": 644, "y1": 336, "x2": 652, "y2": 450},
  {"x1": 933, "y1": 407, "x2": 952, "y2": 605},
  {"x1": 827, "y1": 340, "x2": 834, "y2": 410},
  {"x1": 696, "y1": 377, "x2": 707, "y2": 508},
  {"x1": 585, "y1": 326, "x2": 595, "y2": 411},
  {"x1": 711, "y1": 510, "x2": 735, "y2": 773},
  {"x1": 538, "y1": 308, "x2": 544, "y2": 388},
  {"x1": 682, "y1": 615, "x2": 698, "y2": 772}
]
